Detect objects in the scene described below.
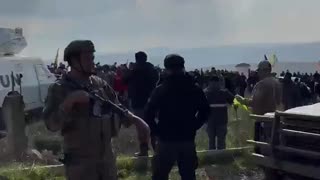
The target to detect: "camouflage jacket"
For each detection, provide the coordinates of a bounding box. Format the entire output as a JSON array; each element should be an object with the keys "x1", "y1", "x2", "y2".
[
  {"x1": 42, "y1": 74, "x2": 129, "y2": 159},
  {"x1": 251, "y1": 76, "x2": 283, "y2": 115}
]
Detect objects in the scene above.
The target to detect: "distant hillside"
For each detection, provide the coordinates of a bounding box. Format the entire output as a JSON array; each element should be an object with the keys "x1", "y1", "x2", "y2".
[
  {"x1": 176, "y1": 42, "x2": 320, "y2": 68},
  {"x1": 74, "y1": 42, "x2": 320, "y2": 72},
  {"x1": 214, "y1": 62, "x2": 319, "y2": 74}
]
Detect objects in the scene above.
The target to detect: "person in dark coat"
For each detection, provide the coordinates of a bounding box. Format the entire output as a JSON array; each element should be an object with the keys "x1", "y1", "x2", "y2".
[
  {"x1": 145, "y1": 54, "x2": 210, "y2": 180},
  {"x1": 298, "y1": 81, "x2": 312, "y2": 105},
  {"x1": 282, "y1": 73, "x2": 301, "y2": 110},
  {"x1": 204, "y1": 76, "x2": 234, "y2": 150},
  {"x1": 247, "y1": 71, "x2": 259, "y2": 94},
  {"x1": 239, "y1": 73, "x2": 247, "y2": 97},
  {"x1": 124, "y1": 51, "x2": 159, "y2": 156},
  {"x1": 125, "y1": 51, "x2": 159, "y2": 111}
]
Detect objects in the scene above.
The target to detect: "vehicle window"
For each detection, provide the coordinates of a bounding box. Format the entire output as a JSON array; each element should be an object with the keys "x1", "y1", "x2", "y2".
[{"x1": 35, "y1": 64, "x2": 48, "y2": 81}]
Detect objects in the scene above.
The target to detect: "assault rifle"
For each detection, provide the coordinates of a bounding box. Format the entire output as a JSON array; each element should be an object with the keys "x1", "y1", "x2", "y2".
[
  {"x1": 89, "y1": 88, "x2": 129, "y2": 118},
  {"x1": 63, "y1": 76, "x2": 129, "y2": 118}
]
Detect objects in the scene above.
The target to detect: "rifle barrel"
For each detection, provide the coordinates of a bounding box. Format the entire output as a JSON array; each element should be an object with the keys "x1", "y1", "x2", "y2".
[{"x1": 91, "y1": 93, "x2": 128, "y2": 117}]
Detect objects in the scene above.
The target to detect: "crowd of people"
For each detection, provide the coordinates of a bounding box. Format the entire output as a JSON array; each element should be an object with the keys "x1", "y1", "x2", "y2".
[
  {"x1": 187, "y1": 68, "x2": 320, "y2": 110},
  {"x1": 49, "y1": 60, "x2": 320, "y2": 113},
  {"x1": 48, "y1": 62, "x2": 68, "y2": 78},
  {"x1": 44, "y1": 40, "x2": 320, "y2": 180}
]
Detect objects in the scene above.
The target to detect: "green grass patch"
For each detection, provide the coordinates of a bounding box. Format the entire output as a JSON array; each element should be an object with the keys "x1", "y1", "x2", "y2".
[
  {"x1": 0, "y1": 106, "x2": 256, "y2": 179},
  {"x1": 0, "y1": 166, "x2": 64, "y2": 180}
]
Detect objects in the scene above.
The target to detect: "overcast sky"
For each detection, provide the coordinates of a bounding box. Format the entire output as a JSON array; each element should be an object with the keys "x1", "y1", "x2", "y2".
[{"x1": 1, "y1": 0, "x2": 320, "y2": 59}]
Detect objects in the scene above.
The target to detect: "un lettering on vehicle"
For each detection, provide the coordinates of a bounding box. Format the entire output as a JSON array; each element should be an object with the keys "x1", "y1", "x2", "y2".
[{"x1": 0, "y1": 74, "x2": 21, "y2": 89}]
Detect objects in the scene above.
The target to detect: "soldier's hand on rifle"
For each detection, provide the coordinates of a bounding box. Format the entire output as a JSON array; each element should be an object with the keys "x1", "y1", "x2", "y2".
[
  {"x1": 62, "y1": 90, "x2": 90, "y2": 112},
  {"x1": 127, "y1": 111, "x2": 151, "y2": 144}
]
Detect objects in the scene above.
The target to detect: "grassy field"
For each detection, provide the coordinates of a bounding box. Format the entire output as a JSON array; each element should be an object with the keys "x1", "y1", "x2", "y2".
[
  {"x1": 113, "y1": 106, "x2": 253, "y2": 155},
  {"x1": 0, "y1": 106, "x2": 258, "y2": 179}
]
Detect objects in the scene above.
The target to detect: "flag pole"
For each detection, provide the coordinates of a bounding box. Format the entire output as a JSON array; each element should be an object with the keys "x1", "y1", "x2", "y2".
[{"x1": 54, "y1": 48, "x2": 60, "y2": 68}]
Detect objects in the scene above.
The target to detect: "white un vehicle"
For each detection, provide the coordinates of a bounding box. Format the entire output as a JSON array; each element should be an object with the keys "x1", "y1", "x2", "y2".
[{"x1": 0, "y1": 28, "x2": 56, "y2": 136}]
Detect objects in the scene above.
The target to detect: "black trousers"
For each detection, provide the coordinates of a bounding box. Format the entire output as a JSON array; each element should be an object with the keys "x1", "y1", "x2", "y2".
[
  {"x1": 207, "y1": 109, "x2": 228, "y2": 150},
  {"x1": 152, "y1": 141, "x2": 198, "y2": 180},
  {"x1": 207, "y1": 124, "x2": 227, "y2": 150}
]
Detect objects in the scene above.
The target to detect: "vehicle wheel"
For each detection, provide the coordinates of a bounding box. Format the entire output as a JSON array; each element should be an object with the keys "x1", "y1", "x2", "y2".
[{"x1": 264, "y1": 168, "x2": 283, "y2": 180}]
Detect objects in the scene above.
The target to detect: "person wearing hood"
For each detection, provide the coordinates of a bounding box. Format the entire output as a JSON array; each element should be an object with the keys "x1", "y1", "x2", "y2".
[
  {"x1": 204, "y1": 76, "x2": 234, "y2": 150},
  {"x1": 145, "y1": 54, "x2": 210, "y2": 180}
]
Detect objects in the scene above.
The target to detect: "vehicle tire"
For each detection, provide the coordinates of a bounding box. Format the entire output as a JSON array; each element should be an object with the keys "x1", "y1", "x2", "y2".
[{"x1": 264, "y1": 168, "x2": 283, "y2": 180}]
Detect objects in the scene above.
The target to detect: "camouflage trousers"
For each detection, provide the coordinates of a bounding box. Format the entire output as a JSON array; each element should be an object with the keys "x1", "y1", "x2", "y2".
[{"x1": 64, "y1": 158, "x2": 118, "y2": 180}]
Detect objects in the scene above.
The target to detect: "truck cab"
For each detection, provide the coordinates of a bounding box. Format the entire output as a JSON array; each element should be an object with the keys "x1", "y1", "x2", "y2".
[
  {"x1": 0, "y1": 27, "x2": 56, "y2": 136},
  {"x1": 0, "y1": 56, "x2": 56, "y2": 109}
]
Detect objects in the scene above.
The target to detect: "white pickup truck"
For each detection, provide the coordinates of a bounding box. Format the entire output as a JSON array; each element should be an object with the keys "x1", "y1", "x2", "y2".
[{"x1": 0, "y1": 27, "x2": 56, "y2": 135}]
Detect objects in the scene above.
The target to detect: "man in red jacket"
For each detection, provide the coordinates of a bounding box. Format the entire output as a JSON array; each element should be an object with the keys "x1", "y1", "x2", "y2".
[{"x1": 113, "y1": 67, "x2": 129, "y2": 106}]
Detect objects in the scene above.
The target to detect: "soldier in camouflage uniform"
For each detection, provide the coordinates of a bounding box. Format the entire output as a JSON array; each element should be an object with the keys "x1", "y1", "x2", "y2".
[
  {"x1": 235, "y1": 60, "x2": 283, "y2": 150},
  {"x1": 235, "y1": 60, "x2": 283, "y2": 115},
  {"x1": 235, "y1": 61, "x2": 284, "y2": 180},
  {"x1": 42, "y1": 40, "x2": 150, "y2": 180}
]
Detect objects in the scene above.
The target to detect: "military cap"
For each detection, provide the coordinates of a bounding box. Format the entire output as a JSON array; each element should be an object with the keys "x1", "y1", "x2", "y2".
[
  {"x1": 64, "y1": 40, "x2": 95, "y2": 62},
  {"x1": 164, "y1": 54, "x2": 185, "y2": 70},
  {"x1": 257, "y1": 60, "x2": 272, "y2": 71}
]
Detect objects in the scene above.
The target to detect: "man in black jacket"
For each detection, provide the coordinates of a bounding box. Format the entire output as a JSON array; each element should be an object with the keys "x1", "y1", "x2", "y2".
[
  {"x1": 126, "y1": 52, "x2": 158, "y2": 110},
  {"x1": 124, "y1": 51, "x2": 159, "y2": 156},
  {"x1": 145, "y1": 54, "x2": 210, "y2": 180}
]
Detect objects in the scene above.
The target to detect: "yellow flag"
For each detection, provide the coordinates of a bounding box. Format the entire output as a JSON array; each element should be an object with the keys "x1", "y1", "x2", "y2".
[
  {"x1": 269, "y1": 54, "x2": 278, "y2": 67},
  {"x1": 54, "y1": 48, "x2": 59, "y2": 67},
  {"x1": 233, "y1": 98, "x2": 250, "y2": 112}
]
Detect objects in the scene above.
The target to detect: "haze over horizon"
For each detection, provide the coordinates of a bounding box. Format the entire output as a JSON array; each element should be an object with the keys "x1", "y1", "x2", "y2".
[{"x1": 1, "y1": 0, "x2": 320, "y2": 63}]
